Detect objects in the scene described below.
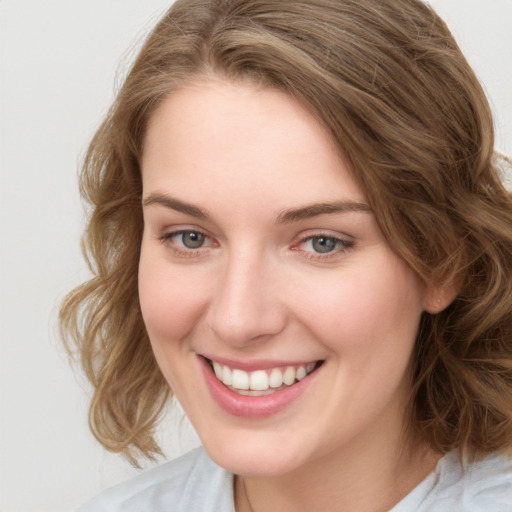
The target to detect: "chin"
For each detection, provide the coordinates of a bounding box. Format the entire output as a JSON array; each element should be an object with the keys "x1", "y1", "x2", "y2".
[{"x1": 199, "y1": 428, "x2": 312, "y2": 477}]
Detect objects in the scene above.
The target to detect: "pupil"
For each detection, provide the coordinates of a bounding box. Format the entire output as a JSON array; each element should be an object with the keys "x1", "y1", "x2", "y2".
[
  {"x1": 183, "y1": 232, "x2": 205, "y2": 249},
  {"x1": 312, "y1": 237, "x2": 336, "y2": 253}
]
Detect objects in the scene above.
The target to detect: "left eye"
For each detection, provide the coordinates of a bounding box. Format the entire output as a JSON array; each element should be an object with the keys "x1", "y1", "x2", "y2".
[{"x1": 301, "y1": 235, "x2": 351, "y2": 254}]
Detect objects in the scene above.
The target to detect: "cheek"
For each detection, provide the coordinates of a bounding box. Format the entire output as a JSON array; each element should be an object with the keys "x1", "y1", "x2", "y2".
[
  {"x1": 291, "y1": 260, "x2": 425, "y2": 355},
  {"x1": 138, "y1": 252, "x2": 209, "y2": 345}
]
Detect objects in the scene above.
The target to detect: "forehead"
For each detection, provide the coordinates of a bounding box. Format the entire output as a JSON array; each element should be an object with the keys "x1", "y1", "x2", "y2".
[{"x1": 142, "y1": 80, "x2": 366, "y2": 212}]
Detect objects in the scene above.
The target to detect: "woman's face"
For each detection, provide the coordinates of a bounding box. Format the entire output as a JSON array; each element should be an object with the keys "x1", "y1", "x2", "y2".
[{"x1": 139, "y1": 80, "x2": 429, "y2": 476}]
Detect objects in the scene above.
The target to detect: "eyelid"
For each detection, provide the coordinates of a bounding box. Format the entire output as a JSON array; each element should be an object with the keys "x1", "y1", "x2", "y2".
[{"x1": 293, "y1": 228, "x2": 354, "y2": 244}]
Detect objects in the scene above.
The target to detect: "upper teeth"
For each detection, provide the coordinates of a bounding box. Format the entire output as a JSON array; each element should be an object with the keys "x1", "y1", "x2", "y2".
[{"x1": 212, "y1": 361, "x2": 316, "y2": 391}]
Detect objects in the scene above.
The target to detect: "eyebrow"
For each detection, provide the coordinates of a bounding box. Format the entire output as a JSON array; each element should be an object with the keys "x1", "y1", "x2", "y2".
[
  {"x1": 142, "y1": 193, "x2": 372, "y2": 224},
  {"x1": 143, "y1": 193, "x2": 211, "y2": 220},
  {"x1": 275, "y1": 201, "x2": 372, "y2": 224}
]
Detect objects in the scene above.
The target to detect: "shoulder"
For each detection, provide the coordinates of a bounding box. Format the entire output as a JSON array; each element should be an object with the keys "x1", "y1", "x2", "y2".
[
  {"x1": 74, "y1": 446, "x2": 235, "y2": 512},
  {"x1": 420, "y1": 451, "x2": 512, "y2": 511}
]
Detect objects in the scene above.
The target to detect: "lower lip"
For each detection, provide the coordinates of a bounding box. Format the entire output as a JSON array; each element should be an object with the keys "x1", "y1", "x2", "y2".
[{"x1": 199, "y1": 356, "x2": 320, "y2": 418}]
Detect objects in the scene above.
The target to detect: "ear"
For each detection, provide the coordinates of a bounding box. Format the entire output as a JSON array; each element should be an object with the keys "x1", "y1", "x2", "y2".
[{"x1": 423, "y1": 278, "x2": 460, "y2": 314}]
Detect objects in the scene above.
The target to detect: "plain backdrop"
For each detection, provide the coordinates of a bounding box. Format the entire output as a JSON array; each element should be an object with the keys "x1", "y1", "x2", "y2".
[{"x1": 0, "y1": 1, "x2": 511, "y2": 511}]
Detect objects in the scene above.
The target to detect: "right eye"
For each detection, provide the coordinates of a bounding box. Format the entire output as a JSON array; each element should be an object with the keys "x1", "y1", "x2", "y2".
[
  {"x1": 172, "y1": 230, "x2": 207, "y2": 249},
  {"x1": 160, "y1": 229, "x2": 216, "y2": 256}
]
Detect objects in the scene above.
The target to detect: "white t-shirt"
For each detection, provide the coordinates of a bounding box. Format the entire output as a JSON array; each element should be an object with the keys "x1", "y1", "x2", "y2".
[{"x1": 75, "y1": 446, "x2": 512, "y2": 511}]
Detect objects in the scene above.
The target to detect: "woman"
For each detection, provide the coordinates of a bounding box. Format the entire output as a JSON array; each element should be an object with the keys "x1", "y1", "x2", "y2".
[{"x1": 61, "y1": 0, "x2": 512, "y2": 510}]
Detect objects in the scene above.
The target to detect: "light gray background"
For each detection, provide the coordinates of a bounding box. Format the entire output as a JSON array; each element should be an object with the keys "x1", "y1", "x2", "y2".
[{"x1": 1, "y1": 1, "x2": 511, "y2": 511}]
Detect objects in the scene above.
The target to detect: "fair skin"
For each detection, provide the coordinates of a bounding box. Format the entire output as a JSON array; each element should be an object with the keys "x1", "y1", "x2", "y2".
[{"x1": 139, "y1": 79, "x2": 441, "y2": 512}]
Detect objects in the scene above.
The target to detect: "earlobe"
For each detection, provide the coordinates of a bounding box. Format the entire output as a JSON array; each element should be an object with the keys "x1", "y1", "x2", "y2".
[{"x1": 424, "y1": 279, "x2": 460, "y2": 314}]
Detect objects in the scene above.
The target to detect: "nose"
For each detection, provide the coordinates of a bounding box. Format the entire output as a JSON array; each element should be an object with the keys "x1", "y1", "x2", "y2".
[{"x1": 206, "y1": 250, "x2": 287, "y2": 347}]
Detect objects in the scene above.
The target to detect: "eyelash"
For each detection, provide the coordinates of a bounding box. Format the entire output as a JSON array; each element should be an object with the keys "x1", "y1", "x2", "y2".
[{"x1": 159, "y1": 229, "x2": 354, "y2": 260}]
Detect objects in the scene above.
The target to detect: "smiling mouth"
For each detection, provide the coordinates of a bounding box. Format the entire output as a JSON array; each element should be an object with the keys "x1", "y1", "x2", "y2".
[{"x1": 205, "y1": 358, "x2": 324, "y2": 396}]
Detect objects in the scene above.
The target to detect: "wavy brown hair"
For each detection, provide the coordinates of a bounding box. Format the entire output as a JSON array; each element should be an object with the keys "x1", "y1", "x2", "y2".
[{"x1": 60, "y1": 0, "x2": 512, "y2": 465}]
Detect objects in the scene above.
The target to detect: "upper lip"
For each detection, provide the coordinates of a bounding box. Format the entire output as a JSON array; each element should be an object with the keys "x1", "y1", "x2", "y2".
[{"x1": 199, "y1": 354, "x2": 322, "y2": 372}]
